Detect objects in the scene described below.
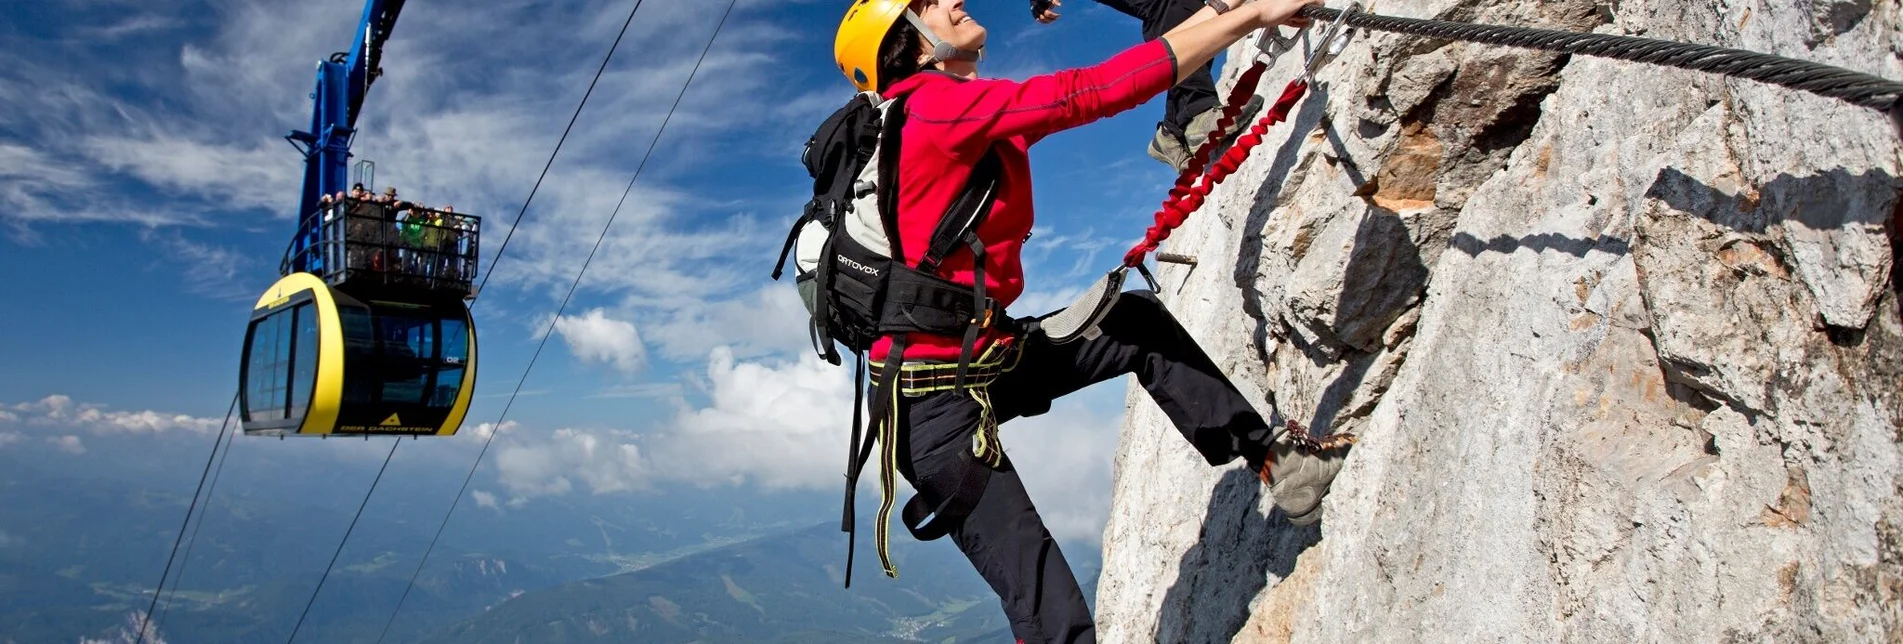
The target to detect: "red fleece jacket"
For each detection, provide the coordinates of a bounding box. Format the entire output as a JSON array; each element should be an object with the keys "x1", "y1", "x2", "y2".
[{"x1": 871, "y1": 39, "x2": 1178, "y2": 363}]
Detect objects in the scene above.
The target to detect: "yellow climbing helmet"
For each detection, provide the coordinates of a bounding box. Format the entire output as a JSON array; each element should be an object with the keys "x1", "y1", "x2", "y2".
[
  {"x1": 835, "y1": 0, "x2": 909, "y2": 93},
  {"x1": 834, "y1": 0, "x2": 982, "y2": 93}
]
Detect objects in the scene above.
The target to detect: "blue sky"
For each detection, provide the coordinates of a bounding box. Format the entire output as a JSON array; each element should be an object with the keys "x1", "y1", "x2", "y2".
[{"x1": 0, "y1": 0, "x2": 1229, "y2": 547}]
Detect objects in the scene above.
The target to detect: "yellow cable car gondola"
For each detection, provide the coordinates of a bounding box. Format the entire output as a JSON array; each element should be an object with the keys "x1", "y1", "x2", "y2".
[{"x1": 240, "y1": 198, "x2": 480, "y2": 437}]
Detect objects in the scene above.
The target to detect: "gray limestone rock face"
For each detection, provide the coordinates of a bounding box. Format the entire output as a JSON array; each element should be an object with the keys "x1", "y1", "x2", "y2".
[{"x1": 1094, "y1": 0, "x2": 1903, "y2": 641}]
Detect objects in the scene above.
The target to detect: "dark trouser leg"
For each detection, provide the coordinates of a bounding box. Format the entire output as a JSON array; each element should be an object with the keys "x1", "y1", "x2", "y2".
[
  {"x1": 899, "y1": 393, "x2": 1095, "y2": 644},
  {"x1": 894, "y1": 291, "x2": 1274, "y2": 643},
  {"x1": 1093, "y1": 0, "x2": 1220, "y2": 138},
  {"x1": 997, "y1": 290, "x2": 1274, "y2": 465}
]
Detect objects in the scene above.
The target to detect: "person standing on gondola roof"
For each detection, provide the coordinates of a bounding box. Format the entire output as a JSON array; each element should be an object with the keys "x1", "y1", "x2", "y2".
[{"x1": 830, "y1": 0, "x2": 1354, "y2": 641}]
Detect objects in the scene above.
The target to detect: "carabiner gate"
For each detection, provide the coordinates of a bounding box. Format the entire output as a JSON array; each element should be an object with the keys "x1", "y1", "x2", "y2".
[
  {"x1": 1300, "y1": 1, "x2": 1363, "y2": 84},
  {"x1": 1255, "y1": 24, "x2": 1307, "y2": 68}
]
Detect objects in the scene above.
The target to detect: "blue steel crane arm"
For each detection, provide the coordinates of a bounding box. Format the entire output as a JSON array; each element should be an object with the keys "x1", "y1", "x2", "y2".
[{"x1": 284, "y1": 0, "x2": 406, "y2": 275}]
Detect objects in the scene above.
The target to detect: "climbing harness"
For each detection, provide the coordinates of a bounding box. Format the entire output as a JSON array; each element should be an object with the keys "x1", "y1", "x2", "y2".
[{"x1": 772, "y1": 85, "x2": 1017, "y2": 588}]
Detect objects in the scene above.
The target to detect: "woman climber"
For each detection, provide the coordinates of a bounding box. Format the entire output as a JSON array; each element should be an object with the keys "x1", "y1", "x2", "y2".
[{"x1": 831, "y1": 0, "x2": 1350, "y2": 641}]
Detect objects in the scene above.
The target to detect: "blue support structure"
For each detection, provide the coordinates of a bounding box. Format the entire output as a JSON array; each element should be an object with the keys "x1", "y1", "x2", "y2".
[{"x1": 285, "y1": 0, "x2": 406, "y2": 277}]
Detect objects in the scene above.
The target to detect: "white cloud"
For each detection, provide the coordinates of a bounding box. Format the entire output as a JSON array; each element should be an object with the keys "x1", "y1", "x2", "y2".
[
  {"x1": 4, "y1": 395, "x2": 223, "y2": 435},
  {"x1": 139, "y1": 229, "x2": 252, "y2": 300},
  {"x1": 554, "y1": 308, "x2": 647, "y2": 373},
  {"x1": 590, "y1": 383, "x2": 684, "y2": 399},
  {"x1": 48, "y1": 435, "x2": 86, "y2": 454},
  {"x1": 641, "y1": 284, "x2": 813, "y2": 362},
  {"x1": 486, "y1": 343, "x2": 1129, "y2": 543},
  {"x1": 472, "y1": 490, "x2": 501, "y2": 511},
  {"x1": 80, "y1": 610, "x2": 171, "y2": 644},
  {"x1": 470, "y1": 421, "x2": 519, "y2": 440},
  {"x1": 0, "y1": 431, "x2": 20, "y2": 447},
  {"x1": 493, "y1": 427, "x2": 648, "y2": 497},
  {"x1": 490, "y1": 346, "x2": 852, "y2": 498}
]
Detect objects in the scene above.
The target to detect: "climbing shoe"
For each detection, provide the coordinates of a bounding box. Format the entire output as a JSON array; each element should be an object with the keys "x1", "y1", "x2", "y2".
[{"x1": 1256, "y1": 420, "x2": 1354, "y2": 526}]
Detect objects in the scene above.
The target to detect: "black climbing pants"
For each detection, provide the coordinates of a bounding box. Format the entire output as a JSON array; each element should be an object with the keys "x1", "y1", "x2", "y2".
[
  {"x1": 1092, "y1": 0, "x2": 1220, "y2": 138},
  {"x1": 890, "y1": 291, "x2": 1275, "y2": 644}
]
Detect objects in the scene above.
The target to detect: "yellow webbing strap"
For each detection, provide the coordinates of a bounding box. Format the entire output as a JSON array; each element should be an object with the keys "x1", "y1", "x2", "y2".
[{"x1": 869, "y1": 340, "x2": 1022, "y2": 577}]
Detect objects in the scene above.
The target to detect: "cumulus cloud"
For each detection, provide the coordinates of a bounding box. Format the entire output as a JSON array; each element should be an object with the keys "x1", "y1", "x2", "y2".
[
  {"x1": 0, "y1": 431, "x2": 20, "y2": 447},
  {"x1": 641, "y1": 284, "x2": 814, "y2": 362},
  {"x1": 472, "y1": 490, "x2": 501, "y2": 511},
  {"x1": 47, "y1": 435, "x2": 86, "y2": 454},
  {"x1": 487, "y1": 345, "x2": 1130, "y2": 543},
  {"x1": 491, "y1": 346, "x2": 852, "y2": 498},
  {"x1": 4, "y1": 395, "x2": 222, "y2": 435},
  {"x1": 470, "y1": 421, "x2": 520, "y2": 441},
  {"x1": 554, "y1": 308, "x2": 647, "y2": 373}
]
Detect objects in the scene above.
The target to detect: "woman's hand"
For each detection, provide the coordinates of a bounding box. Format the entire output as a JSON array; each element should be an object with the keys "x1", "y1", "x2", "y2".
[{"x1": 1249, "y1": 0, "x2": 1321, "y2": 29}]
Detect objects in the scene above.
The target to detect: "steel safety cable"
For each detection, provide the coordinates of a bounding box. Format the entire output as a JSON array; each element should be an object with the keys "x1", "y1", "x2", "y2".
[
  {"x1": 1123, "y1": 4, "x2": 1903, "y2": 267},
  {"x1": 373, "y1": 0, "x2": 742, "y2": 640},
  {"x1": 1296, "y1": 4, "x2": 1903, "y2": 112}
]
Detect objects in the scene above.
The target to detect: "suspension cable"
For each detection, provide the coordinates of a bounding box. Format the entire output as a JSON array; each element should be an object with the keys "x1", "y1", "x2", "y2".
[
  {"x1": 133, "y1": 392, "x2": 237, "y2": 644},
  {"x1": 151, "y1": 410, "x2": 241, "y2": 637},
  {"x1": 373, "y1": 1, "x2": 743, "y2": 640},
  {"x1": 1296, "y1": 4, "x2": 1903, "y2": 113},
  {"x1": 474, "y1": 0, "x2": 655, "y2": 297},
  {"x1": 285, "y1": 438, "x2": 400, "y2": 644}
]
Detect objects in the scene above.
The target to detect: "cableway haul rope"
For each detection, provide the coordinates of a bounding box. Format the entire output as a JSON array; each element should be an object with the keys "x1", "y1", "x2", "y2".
[
  {"x1": 134, "y1": 393, "x2": 237, "y2": 644},
  {"x1": 374, "y1": 0, "x2": 742, "y2": 640},
  {"x1": 1123, "y1": 4, "x2": 1903, "y2": 267}
]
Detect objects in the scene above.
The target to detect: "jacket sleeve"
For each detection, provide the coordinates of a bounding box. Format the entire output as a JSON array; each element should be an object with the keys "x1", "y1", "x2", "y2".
[{"x1": 905, "y1": 39, "x2": 1179, "y2": 159}]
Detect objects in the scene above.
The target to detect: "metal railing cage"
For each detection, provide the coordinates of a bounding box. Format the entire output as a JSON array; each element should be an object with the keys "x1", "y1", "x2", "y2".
[{"x1": 284, "y1": 199, "x2": 482, "y2": 296}]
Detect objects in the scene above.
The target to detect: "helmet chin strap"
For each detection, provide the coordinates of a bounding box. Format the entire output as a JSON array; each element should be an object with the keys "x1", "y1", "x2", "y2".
[{"x1": 902, "y1": 10, "x2": 983, "y2": 63}]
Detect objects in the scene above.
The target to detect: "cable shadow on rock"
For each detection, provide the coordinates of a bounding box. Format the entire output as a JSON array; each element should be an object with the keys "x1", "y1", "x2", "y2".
[
  {"x1": 1648, "y1": 166, "x2": 1898, "y2": 235},
  {"x1": 1235, "y1": 82, "x2": 1335, "y2": 374},
  {"x1": 1235, "y1": 82, "x2": 1335, "y2": 295},
  {"x1": 1151, "y1": 467, "x2": 1320, "y2": 644},
  {"x1": 1647, "y1": 165, "x2": 1902, "y2": 328},
  {"x1": 1447, "y1": 231, "x2": 1631, "y2": 258}
]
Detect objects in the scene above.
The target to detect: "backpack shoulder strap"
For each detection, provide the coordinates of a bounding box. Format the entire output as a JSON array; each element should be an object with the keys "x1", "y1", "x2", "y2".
[
  {"x1": 874, "y1": 94, "x2": 910, "y2": 260},
  {"x1": 917, "y1": 146, "x2": 1003, "y2": 275}
]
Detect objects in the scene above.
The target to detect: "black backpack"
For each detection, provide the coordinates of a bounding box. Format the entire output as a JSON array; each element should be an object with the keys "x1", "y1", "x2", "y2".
[{"x1": 769, "y1": 90, "x2": 1003, "y2": 587}]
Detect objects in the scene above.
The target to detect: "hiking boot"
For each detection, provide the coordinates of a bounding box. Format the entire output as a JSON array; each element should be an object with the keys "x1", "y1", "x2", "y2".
[
  {"x1": 1146, "y1": 124, "x2": 1191, "y2": 172},
  {"x1": 1254, "y1": 420, "x2": 1353, "y2": 526},
  {"x1": 1182, "y1": 95, "x2": 1266, "y2": 162}
]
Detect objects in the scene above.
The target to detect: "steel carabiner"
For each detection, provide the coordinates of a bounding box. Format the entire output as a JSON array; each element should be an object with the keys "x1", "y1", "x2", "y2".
[{"x1": 1300, "y1": 1, "x2": 1363, "y2": 84}]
